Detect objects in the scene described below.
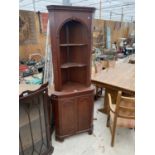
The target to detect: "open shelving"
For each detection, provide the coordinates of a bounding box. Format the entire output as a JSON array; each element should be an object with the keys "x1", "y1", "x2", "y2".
[
  {"x1": 61, "y1": 81, "x2": 88, "y2": 92},
  {"x1": 58, "y1": 20, "x2": 89, "y2": 91},
  {"x1": 48, "y1": 5, "x2": 95, "y2": 141}
]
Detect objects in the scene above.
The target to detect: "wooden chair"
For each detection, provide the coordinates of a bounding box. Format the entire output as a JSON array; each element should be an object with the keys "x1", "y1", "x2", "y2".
[{"x1": 106, "y1": 91, "x2": 135, "y2": 147}]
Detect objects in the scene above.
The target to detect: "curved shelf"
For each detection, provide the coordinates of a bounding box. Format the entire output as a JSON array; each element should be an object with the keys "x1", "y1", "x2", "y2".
[
  {"x1": 60, "y1": 43, "x2": 87, "y2": 47},
  {"x1": 62, "y1": 82, "x2": 87, "y2": 92},
  {"x1": 61, "y1": 62, "x2": 86, "y2": 69}
]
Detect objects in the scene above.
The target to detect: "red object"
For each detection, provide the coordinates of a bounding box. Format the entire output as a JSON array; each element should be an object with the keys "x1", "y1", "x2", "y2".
[
  {"x1": 41, "y1": 13, "x2": 48, "y2": 33},
  {"x1": 19, "y1": 65, "x2": 28, "y2": 72}
]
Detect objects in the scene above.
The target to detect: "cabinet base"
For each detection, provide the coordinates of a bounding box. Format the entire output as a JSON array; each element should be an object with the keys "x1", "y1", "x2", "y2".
[
  {"x1": 55, "y1": 126, "x2": 93, "y2": 142},
  {"x1": 55, "y1": 136, "x2": 65, "y2": 142},
  {"x1": 88, "y1": 128, "x2": 93, "y2": 135},
  {"x1": 52, "y1": 87, "x2": 94, "y2": 142}
]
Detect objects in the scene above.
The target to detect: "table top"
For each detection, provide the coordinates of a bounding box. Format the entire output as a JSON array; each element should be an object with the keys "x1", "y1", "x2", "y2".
[{"x1": 91, "y1": 63, "x2": 135, "y2": 93}]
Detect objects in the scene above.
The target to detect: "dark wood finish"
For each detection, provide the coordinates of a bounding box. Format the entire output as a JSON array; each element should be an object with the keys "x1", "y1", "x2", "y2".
[
  {"x1": 77, "y1": 93, "x2": 94, "y2": 131},
  {"x1": 60, "y1": 43, "x2": 87, "y2": 46},
  {"x1": 47, "y1": 5, "x2": 95, "y2": 91},
  {"x1": 51, "y1": 87, "x2": 94, "y2": 141},
  {"x1": 47, "y1": 5, "x2": 95, "y2": 141},
  {"x1": 91, "y1": 63, "x2": 135, "y2": 114},
  {"x1": 19, "y1": 83, "x2": 54, "y2": 154}
]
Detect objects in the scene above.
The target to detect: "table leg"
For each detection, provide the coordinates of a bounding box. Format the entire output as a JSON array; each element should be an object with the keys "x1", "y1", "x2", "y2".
[{"x1": 98, "y1": 88, "x2": 118, "y2": 115}]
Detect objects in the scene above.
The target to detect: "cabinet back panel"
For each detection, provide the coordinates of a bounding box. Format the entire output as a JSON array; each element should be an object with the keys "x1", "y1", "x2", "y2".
[
  {"x1": 68, "y1": 21, "x2": 88, "y2": 43},
  {"x1": 60, "y1": 46, "x2": 88, "y2": 64},
  {"x1": 60, "y1": 24, "x2": 67, "y2": 44},
  {"x1": 61, "y1": 69, "x2": 69, "y2": 84},
  {"x1": 60, "y1": 20, "x2": 88, "y2": 44},
  {"x1": 69, "y1": 46, "x2": 87, "y2": 63},
  {"x1": 61, "y1": 67, "x2": 86, "y2": 85},
  {"x1": 69, "y1": 67, "x2": 86, "y2": 84},
  {"x1": 60, "y1": 47, "x2": 68, "y2": 64}
]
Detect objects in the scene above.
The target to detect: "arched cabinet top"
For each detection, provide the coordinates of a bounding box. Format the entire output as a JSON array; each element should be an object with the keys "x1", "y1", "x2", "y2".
[
  {"x1": 57, "y1": 17, "x2": 89, "y2": 38},
  {"x1": 47, "y1": 5, "x2": 95, "y2": 91}
]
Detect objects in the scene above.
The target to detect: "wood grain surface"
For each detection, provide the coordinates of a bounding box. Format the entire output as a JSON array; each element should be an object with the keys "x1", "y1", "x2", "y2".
[
  {"x1": 91, "y1": 63, "x2": 135, "y2": 114},
  {"x1": 91, "y1": 63, "x2": 135, "y2": 93}
]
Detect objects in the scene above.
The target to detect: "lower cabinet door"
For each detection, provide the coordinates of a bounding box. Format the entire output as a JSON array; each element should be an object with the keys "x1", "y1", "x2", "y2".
[
  {"x1": 77, "y1": 94, "x2": 94, "y2": 131},
  {"x1": 59, "y1": 98, "x2": 77, "y2": 135}
]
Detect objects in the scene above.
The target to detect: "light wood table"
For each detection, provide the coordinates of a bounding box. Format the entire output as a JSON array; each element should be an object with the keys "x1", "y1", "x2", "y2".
[{"x1": 91, "y1": 63, "x2": 135, "y2": 114}]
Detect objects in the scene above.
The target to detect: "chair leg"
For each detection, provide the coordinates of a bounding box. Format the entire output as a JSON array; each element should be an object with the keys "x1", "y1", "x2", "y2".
[
  {"x1": 111, "y1": 122, "x2": 117, "y2": 147},
  {"x1": 106, "y1": 114, "x2": 110, "y2": 127}
]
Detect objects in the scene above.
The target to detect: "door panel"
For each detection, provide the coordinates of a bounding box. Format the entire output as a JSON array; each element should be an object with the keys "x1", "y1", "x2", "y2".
[
  {"x1": 60, "y1": 98, "x2": 77, "y2": 135},
  {"x1": 77, "y1": 94, "x2": 93, "y2": 130}
]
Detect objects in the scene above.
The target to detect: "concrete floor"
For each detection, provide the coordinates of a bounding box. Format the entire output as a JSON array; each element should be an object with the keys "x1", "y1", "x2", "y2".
[{"x1": 51, "y1": 97, "x2": 135, "y2": 155}]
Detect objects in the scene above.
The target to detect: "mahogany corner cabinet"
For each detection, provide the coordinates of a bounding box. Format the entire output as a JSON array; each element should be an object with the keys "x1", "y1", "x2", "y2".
[{"x1": 47, "y1": 5, "x2": 96, "y2": 141}]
